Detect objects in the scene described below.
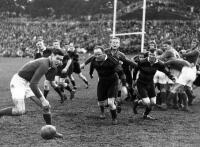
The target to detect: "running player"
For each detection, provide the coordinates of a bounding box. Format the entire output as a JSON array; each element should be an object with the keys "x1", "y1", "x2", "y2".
[{"x1": 89, "y1": 46, "x2": 127, "y2": 125}]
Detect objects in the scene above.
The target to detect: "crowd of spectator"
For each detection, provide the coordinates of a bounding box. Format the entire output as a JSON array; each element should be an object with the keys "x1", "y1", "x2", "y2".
[{"x1": 0, "y1": 19, "x2": 200, "y2": 57}]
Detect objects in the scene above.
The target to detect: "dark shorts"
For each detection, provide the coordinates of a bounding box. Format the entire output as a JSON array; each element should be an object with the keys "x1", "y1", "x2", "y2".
[
  {"x1": 73, "y1": 61, "x2": 81, "y2": 74},
  {"x1": 97, "y1": 77, "x2": 119, "y2": 101},
  {"x1": 193, "y1": 74, "x2": 200, "y2": 86},
  {"x1": 137, "y1": 81, "x2": 156, "y2": 98}
]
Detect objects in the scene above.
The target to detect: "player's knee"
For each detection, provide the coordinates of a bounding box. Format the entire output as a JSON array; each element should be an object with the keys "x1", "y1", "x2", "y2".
[
  {"x1": 107, "y1": 98, "x2": 116, "y2": 110},
  {"x1": 142, "y1": 97, "x2": 151, "y2": 106},
  {"x1": 12, "y1": 107, "x2": 25, "y2": 115},
  {"x1": 150, "y1": 97, "x2": 156, "y2": 105},
  {"x1": 98, "y1": 100, "x2": 107, "y2": 107}
]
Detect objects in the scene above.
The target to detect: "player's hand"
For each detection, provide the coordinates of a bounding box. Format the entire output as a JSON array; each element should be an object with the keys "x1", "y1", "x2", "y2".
[
  {"x1": 121, "y1": 86, "x2": 128, "y2": 100},
  {"x1": 80, "y1": 63, "x2": 85, "y2": 69},
  {"x1": 41, "y1": 98, "x2": 50, "y2": 110},
  {"x1": 61, "y1": 68, "x2": 68, "y2": 74}
]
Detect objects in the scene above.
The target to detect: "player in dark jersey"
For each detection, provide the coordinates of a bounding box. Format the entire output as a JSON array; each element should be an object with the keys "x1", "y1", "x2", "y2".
[
  {"x1": 67, "y1": 44, "x2": 89, "y2": 89},
  {"x1": 89, "y1": 46, "x2": 127, "y2": 125},
  {"x1": 33, "y1": 39, "x2": 64, "y2": 102},
  {"x1": 132, "y1": 52, "x2": 175, "y2": 119},
  {"x1": 0, "y1": 49, "x2": 64, "y2": 138},
  {"x1": 54, "y1": 40, "x2": 75, "y2": 100},
  {"x1": 81, "y1": 37, "x2": 136, "y2": 101}
]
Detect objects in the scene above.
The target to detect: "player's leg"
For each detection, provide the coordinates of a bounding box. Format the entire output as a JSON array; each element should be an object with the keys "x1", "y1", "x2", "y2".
[
  {"x1": 185, "y1": 66, "x2": 197, "y2": 106},
  {"x1": 78, "y1": 72, "x2": 89, "y2": 88},
  {"x1": 132, "y1": 82, "x2": 147, "y2": 114},
  {"x1": 185, "y1": 85, "x2": 195, "y2": 106},
  {"x1": 69, "y1": 74, "x2": 77, "y2": 89},
  {"x1": 74, "y1": 61, "x2": 88, "y2": 88},
  {"x1": 60, "y1": 77, "x2": 75, "y2": 100},
  {"x1": 97, "y1": 79, "x2": 108, "y2": 119},
  {"x1": 107, "y1": 80, "x2": 119, "y2": 124},
  {"x1": 144, "y1": 82, "x2": 157, "y2": 119},
  {"x1": 0, "y1": 74, "x2": 26, "y2": 117}
]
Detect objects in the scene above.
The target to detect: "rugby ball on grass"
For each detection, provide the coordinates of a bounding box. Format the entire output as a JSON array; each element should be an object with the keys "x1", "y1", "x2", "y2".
[{"x1": 41, "y1": 125, "x2": 56, "y2": 140}]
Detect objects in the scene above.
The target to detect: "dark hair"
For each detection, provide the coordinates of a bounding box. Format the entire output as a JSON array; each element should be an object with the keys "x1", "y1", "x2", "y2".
[
  {"x1": 94, "y1": 46, "x2": 104, "y2": 52},
  {"x1": 163, "y1": 40, "x2": 172, "y2": 45},
  {"x1": 52, "y1": 48, "x2": 64, "y2": 56}
]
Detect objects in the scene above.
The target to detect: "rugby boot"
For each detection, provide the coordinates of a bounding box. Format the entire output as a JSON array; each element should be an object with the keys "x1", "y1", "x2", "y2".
[
  {"x1": 143, "y1": 114, "x2": 156, "y2": 120},
  {"x1": 70, "y1": 90, "x2": 76, "y2": 100}
]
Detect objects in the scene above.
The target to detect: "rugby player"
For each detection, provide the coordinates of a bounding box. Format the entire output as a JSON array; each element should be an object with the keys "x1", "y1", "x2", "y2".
[
  {"x1": 67, "y1": 44, "x2": 89, "y2": 89},
  {"x1": 53, "y1": 40, "x2": 75, "y2": 100},
  {"x1": 89, "y1": 46, "x2": 127, "y2": 125},
  {"x1": 0, "y1": 49, "x2": 65, "y2": 138},
  {"x1": 132, "y1": 52, "x2": 175, "y2": 119}
]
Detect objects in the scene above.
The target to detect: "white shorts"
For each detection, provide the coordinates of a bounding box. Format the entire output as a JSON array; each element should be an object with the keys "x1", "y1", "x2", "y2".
[
  {"x1": 10, "y1": 74, "x2": 35, "y2": 112},
  {"x1": 154, "y1": 71, "x2": 167, "y2": 84},
  {"x1": 176, "y1": 66, "x2": 197, "y2": 87}
]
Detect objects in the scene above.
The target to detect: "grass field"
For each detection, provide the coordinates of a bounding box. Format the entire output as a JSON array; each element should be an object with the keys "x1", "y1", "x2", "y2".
[{"x1": 0, "y1": 57, "x2": 200, "y2": 147}]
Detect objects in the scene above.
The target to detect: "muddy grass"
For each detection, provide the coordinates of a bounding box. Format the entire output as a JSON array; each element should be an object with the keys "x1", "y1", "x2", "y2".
[{"x1": 0, "y1": 57, "x2": 200, "y2": 147}]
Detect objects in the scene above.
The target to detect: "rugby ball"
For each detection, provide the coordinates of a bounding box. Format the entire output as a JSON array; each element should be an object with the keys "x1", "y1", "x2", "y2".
[{"x1": 41, "y1": 125, "x2": 56, "y2": 140}]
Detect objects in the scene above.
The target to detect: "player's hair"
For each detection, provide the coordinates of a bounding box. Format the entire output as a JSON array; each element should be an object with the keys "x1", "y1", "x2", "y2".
[
  {"x1": 110, "y1": 37, "x2": 120, "y2": 41},
  {"x1": 163, "y1": 40, "x2": 172, "y2": 45},
  {"x1": 52, "y1": 48, "x2": 64, "y2": 56},
  {"x1": 94, "y1": 46, "x2": 104, "y2": 52}
]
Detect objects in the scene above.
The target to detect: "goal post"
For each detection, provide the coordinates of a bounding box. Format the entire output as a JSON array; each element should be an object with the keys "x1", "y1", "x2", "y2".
[{"x1": 111, "y1": 0, "x2": 147, "y2": 53}]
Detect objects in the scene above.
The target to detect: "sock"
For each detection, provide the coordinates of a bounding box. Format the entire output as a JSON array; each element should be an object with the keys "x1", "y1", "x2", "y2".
[
  {"x1": 43, "y1": 113, "x2": 52, "y2": 125},
  {"x1": 156, "y1": 92, "x2": 161, "y2": 105},
  {"x1": 144, "y1": 106, "x2": 152, "y2": 116},
  {"x1": 185, "y1": 87, "x2": 195, "y2": 103},
  {"x1": 71, "y1": 80, "x2": 76, "y2": 87},
  {"x1": 173, "y1": 93, "x2": 178, "y2": 107},
  {"x1": 160, "y1": 92, "x2": 167, "y2": 104},
  {"x1": 65, "y1": 85, "x2": 73, "y2": 92},
  {"x1": 180, "y1": 92, "x2": 188, "y2": 109},
  {"x1": 166, "y1": 92, "x2": 176, "y2": 106},
  {"x1": 0, "y1": 107, "x2": 13, "y2": 117},
  {"x1": 100, "y1": 106, "x2": 104, "y2": 114},
  {"x1": 54, "y1": 86, "x2": 65, "y2": 101},
  {"x1": 118, "y1": 91, "x2": 121, "y2": 97},
  {"x1": 110, "y1": 109, "x2": 117, "y2": 120},
  {"x1": 83, "y1": 79, "x2": 88, "y2": 85},
  {"x1": 43, "y1": 90, "x2": 49, "y2": 98}
]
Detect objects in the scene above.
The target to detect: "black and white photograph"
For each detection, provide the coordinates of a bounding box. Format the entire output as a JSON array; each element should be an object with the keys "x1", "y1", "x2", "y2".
[{"x1": 0, "y1": 0, "x2": 200, "y2": 146}]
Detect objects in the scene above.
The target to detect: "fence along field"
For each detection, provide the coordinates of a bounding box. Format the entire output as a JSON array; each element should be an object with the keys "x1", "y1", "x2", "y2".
[{"x1": 0, "y1": 57, "x2": 200, "y2": 146}]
